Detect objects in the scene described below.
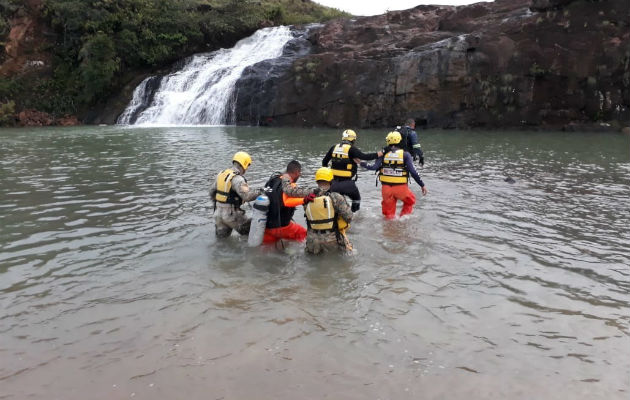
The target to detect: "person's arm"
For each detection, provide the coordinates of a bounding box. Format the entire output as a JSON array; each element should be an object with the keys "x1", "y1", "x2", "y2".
[
  {"x1": 232, "y1": 175, "x2": 260, "y2": 202},
  {"x1": 360, "y1": 156, "x2": 383, "y2": 171},
  {"x1": 281, "y1": 176, "x2": 315, "y2": 197},
  {"x1": 282, "y1": 192, "x2": 304, "y2": 208},
  {"x1": 404, "y1": 152, "x2": 427, "y2": 193},
  {"x1": 322, "y1": 146, "x2": 334, "y2": 167},
  {"x1": 348, "y1": 146, "x2": 380, "y2": 161},
  {"x1": 331, "y1": 193, "x2": 353, "y2": 223}
]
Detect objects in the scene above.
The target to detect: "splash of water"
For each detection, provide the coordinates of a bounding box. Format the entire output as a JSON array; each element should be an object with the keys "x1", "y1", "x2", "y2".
[{"x1": 118, "y1": 26, "x2": 294, "y2": 126}]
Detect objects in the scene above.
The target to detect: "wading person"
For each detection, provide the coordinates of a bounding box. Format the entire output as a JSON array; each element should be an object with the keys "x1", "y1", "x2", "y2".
[
  {"x1": 262, "y1": 160, "x2": 309, "y2": 246},
  {"x1": 210, "y1": 151, "x2": 261, "y2": 238},
  {"x1": 396, "y1": 118, "x2": 424, "y2": 166},
  {"x1": 302, "y1": 167, "x2": 354, "y2": 255},
  {"x1": 321, "y1": 129, "x2": 382, "y2": 212},
  {"x1": 361, "y1": 131, "x2": 428, "y2": 220}
]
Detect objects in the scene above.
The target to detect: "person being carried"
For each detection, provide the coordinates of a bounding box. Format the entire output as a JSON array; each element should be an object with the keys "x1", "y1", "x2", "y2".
[
  {"x1": 321, "y1": 129, "x2": 382, "y2": 212},
  {"x1": 302, "y1": 167, "x2": 354, "y2": 255},
  {"x1": 210, "y1": 151, "x2": 261, "y2": 238},
  {"x1": 361, "y1": 131, "x2": 428, "y2": 220},
  {"x1": 396, "y1": 118, "x2": 424, "y2": 166},
  {"x1": 262, "y1": 160, "x2": 308, "y2": 246}
]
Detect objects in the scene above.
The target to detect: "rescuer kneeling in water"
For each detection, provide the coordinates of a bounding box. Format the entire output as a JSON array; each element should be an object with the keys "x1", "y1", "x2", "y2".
[
  {"x1": 302, "y1": 167, "x2": 354, "y2": 254},
  {"x1": 322, "y1": 129, "x2": 382, "y2": 212},
  {"x1": 361, "y1": 132, "x2": 428, "y2": 219},
  {"x1": 262, "y1": 160, "x2": 311, "y2": 246},
  {"x1": 210, "y1": 151, "x2": 261, "y2": 238}
]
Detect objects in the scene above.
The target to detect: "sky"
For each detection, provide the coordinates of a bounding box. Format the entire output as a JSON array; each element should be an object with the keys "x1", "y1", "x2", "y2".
[{"x1": 313, "y1": 0, "x2": 491, "y2": 16}]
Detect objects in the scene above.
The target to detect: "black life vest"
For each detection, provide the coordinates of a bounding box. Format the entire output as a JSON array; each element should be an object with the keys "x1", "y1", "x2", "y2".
[{"x1": 265, "y1": 174, "x2": 296, "y2": 229}]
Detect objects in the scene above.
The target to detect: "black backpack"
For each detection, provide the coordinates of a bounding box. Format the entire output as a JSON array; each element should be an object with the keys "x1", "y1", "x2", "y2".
[{"x1": 395, "y1": 126, "x2": 413, "y2": 154}]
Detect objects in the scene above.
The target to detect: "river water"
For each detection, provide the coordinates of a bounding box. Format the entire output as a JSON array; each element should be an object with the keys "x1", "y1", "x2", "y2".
[{"x1": 1, "y1": 126, "x2": 629, "y2": 400}]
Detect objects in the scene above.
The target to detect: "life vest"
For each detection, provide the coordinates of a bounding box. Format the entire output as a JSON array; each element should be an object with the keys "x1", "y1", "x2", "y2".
[
  {"x1": 330, "y1": 143, "x2": 356, "y2": 179},
  {"x1": 215, "y1": 168, "x2": 243, "y2": 206},
  {"x1": 304, "y1": 194, "x2": 348, "y2": 232},
  {"x1": 264, "y1": 174, "x2": 296, "y2": 229},
  {"x1": 379, "y1": 149, "x2": 409, "y2": 185}
]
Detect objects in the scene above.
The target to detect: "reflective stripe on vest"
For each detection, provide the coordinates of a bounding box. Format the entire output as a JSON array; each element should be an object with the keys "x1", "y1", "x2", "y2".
[
  {"x1": 305, "y1": 195, "x2": 336, "y2": 231},
  {"x1": 215, "y1": 169, "x2": 241, "y2": 204},
  {"x1": 379, "y1": 149, "x2": 408, "y2": 184},
  {"x1": 331, "y1": 143, "x2": 353, "y2": 178}
]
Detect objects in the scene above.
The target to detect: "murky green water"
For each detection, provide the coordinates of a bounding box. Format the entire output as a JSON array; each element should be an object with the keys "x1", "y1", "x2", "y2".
[{"x1": 1, "y1": 126, "x2": 629, "y2": 400}]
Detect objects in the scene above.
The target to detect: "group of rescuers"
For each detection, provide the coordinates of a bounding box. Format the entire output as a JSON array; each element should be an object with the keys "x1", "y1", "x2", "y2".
[{"x1": 210, "y1": 118, "x2": 428, "y2": 254}]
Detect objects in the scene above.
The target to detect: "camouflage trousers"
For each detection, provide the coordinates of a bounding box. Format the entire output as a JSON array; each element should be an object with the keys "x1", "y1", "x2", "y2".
[
  {"x1": 214, "y1": 204, "x2": 251, "y2": 238},
  {"x1": 305, "y1": 230, "x2": 353, "y2": 255}
]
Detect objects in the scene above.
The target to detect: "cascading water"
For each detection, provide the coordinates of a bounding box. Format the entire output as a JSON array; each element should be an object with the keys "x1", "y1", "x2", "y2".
[{"x1": 118, "y1": 26, "x2": 294, "y2": 125}]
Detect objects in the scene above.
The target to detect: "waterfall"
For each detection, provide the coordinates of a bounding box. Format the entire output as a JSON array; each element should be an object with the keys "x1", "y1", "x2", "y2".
[{"x1": 118, "y1": 26, "x2": 294, "y2": 125}]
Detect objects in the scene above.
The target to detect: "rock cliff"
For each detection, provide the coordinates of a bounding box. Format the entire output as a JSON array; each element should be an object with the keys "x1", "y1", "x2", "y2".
[{"x1": 234, "y1": 0, "x2": 630, "y2": 130}]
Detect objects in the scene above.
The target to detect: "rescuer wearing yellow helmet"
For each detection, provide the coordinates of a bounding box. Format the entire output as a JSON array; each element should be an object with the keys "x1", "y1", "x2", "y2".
[
  {"x1": 321, "y1": 129, "x2": 383, "y2": 212},
  {"x1": 302, "y1": 167, "x2": 354, "y2": 254},
  {"x1": 210, "y1": 151, "x2": 262, "y2": 238},
  {"x1": 360, "y1": 132, "x2": 428, "y2": 219}
]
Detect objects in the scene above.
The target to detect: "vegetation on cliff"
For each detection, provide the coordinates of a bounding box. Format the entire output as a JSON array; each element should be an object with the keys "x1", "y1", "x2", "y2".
[{"x1": 0, "y1": 0, "x2": 348, "y2": 125}]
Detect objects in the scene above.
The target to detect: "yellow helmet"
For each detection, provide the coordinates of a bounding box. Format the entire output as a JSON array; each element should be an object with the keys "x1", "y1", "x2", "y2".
[
  {"x1": 232, "y1": 151, "x2": 252, "y2": 171},
  {"x1": 315, "y1": 167, "x2": 334, "y2": 182},
  {"x1": 342, "y1": 129, "x2": 357, "y2": 142},
  {"x1": 386, "y1": 131, "x2": 402, "y2": 145}
]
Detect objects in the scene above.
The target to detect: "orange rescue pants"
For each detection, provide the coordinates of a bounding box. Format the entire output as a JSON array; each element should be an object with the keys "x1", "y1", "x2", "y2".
[
  {"x1": 381, "y1": 184, "x2": 416, "y2": 220},
  {"x1": 263, "y1": 222, "x2": 307, "y2": 244}
]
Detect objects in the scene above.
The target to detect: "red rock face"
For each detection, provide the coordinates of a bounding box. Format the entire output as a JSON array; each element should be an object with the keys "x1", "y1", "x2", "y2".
[
  {"x1": 18, "y1": 109, "x2": 54, "y2": 126},
  {"x1": 239, "y1": 0, "x2": 630, "y2": 129}
]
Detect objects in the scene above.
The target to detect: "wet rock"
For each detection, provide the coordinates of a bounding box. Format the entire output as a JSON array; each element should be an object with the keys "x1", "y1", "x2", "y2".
[
  {"x1": 232, "y1": 0, "x2": 630, "y2": 129},
  {"x1": 56, "y1": 115, "x2": 80, "y2": 126},
  {"x1": 530, "y1": 0, "x2": 576, "y2": 12},
  {"x1": 18, "y1": 109, "x2": 54, "y2": 126}
]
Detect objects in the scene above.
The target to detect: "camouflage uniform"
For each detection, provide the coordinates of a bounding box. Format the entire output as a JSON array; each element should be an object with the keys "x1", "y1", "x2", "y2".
[
  {"x1": 304, "y1": 191, "x2": 354, "y2": 255},
  {"x1": 210, "y1": 168, "x2": 260, "y2": 238},
  {"x1": 280, "y1": 175, "x2": 314, "y2": 198}
]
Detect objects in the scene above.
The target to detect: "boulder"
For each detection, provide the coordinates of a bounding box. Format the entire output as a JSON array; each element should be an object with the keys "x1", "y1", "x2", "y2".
[{"x1": 18, "y1": 109, "x2": 54, "y2": 126}]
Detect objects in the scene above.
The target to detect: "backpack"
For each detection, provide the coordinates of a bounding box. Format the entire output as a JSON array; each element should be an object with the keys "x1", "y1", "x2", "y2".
[{"x1": 395, "y1": 126, "x2": 413, "y2": 154}]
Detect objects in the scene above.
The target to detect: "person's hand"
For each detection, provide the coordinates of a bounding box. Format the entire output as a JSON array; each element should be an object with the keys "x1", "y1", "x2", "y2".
[
  {"x1": 419, "y1": 156, "x2": 424, "y2": 166},
  {"x1": 377, "y1": 151, "x2": 383, "y2": 157},
  {"x1": 303, "y1": 193, "x2": 316, "y2": 205},
  {"x1": 421, "y1": 186, "x2": 428, "y2": 196},
  {"x1": 351, "y1": 202, "x2": 360, "y2": 212},
  {"x1": 353, "y1": 158, "x2": 361, "y2": 164}
]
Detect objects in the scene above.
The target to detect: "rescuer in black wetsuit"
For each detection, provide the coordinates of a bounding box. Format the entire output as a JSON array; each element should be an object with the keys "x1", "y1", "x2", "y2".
[{"x1": 321, "y1": 129, "x2": 382, "y2": 212}]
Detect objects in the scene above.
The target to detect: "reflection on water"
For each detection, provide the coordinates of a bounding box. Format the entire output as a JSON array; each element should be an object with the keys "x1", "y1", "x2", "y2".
[{"x1": 1, "y1": 126, "x2": 629, "y2": 399}]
